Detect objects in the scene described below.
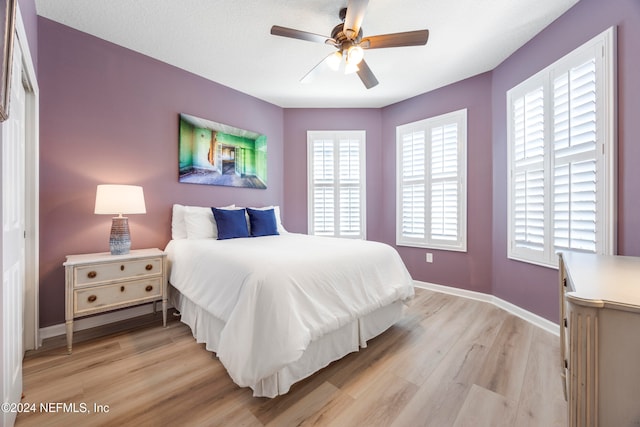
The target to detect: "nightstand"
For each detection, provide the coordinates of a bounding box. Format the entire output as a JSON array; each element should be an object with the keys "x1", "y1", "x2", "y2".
[{"x1": 63, "y1": 248, "x2": 167, "y2": 353}]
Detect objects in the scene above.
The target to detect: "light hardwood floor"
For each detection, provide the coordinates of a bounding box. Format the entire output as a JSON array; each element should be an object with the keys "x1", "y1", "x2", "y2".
[{"x1": 16, "y1": 289, "x2": 567, "y2": 426}]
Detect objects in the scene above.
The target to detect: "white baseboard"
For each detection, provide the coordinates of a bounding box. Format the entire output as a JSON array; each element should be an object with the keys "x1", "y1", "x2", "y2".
[
  {"x1": 414, "y1": 280, "x2": 560, "y2": 336},
  {"x1": 40, "y1": 283, "x2": 558, "y2": 346},
  {"x1": 39, "y1": 303, "x2": 165, "y2": 346}
]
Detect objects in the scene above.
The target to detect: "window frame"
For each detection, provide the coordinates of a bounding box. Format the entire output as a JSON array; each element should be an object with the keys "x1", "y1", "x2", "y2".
[
  {"x1": 307, "y1": 130, "x2": 367, "y2": 239},
  {"x1": 506, "y1": 26, "x2": 617, "y2": 268},
  {"x1": 396, "y1": 109, "x2": 468, "y2": 252}
]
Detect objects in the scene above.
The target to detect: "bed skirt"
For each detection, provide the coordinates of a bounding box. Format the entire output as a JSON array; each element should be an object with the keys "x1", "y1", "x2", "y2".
[{"x1": 170, "y1": 285, "x2": 405, "y2": 397}]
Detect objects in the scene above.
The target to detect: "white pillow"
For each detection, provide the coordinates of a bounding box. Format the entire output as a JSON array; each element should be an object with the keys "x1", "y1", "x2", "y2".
[
  {"x1": 183, "y1": 205, "x2": 235, "y2": 239},
  {"x1": 171, "y1": 204, "x2": 188, "y2": 239},
  {"x1": 273, "y1": 206, "x2": 288, "y2": 234},
  {"x1": 247, "y1": 205, "x2": 288, "y2": 234}
]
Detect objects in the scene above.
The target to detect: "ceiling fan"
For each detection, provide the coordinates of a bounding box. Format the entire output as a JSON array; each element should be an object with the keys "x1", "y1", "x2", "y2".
[{"x1": 270, "y1": 0, "x2": 429, "y2": 89}]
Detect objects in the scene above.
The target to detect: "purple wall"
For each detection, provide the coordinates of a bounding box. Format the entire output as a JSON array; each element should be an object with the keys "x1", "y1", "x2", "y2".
[
  {"x1": 37, "y1": 0, "x2": 640, "y2": 327},
  {"x1": 38, "y1": 18, "x2": 284, "y2": 327},
  {"x1": 491, "y1": 0, "x2": 640, "y2": 322},
  {"x1": 18, "y1": 0, "x2": 37, "y2": 72},
  {"x1": 381, "y1": 73, "x2": 494, "y2": 294},
  {"x1": 282, "y1": 74, "x2": 493, "y2": 294},
  {"x1": 282, "y1": 109, "x2": 383, "y2": 239}
]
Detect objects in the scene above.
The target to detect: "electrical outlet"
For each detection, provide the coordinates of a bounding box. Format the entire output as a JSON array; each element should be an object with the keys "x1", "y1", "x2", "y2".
[{"x1": 426, "y1": 253, "x2": 433, "y2": 263}]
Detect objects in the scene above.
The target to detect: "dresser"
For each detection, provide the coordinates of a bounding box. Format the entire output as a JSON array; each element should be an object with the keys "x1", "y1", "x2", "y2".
[
  {"x1": 559, "y1": 252, "x2": 640, "y2": 427},
  {"x1": 64, "y1": 248, "x2": 167, "y2": 353}
]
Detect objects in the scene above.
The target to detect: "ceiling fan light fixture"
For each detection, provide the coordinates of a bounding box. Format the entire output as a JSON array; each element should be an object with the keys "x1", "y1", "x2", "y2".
[
  {"x1": 344, "y1": 62, "x2": 359, "y2": 75},
  {"x1": 346, "y1": 45, "x2": 364, "y2": 65},
  {"x1": 270, "y1": 0, "x2": 429, "y2": 90},
  {"x1": 326, "y1": 51, "x2": 342, "y2": 71}
]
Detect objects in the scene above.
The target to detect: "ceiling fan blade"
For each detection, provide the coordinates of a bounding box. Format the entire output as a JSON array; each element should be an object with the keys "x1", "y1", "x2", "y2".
[
  {"x1": 301, "y1": 53, "x2": 338, "y2": 84},
  {"x1": 271, "y1": 25, "x2": 335, "y2": 45},
  {"x1": 356, "y1": 59, "x2": 378, "y2": 89},
  {"x1": 361, "y1": 30, "x2": 429, "y2": 49},
  {"x1": 344, "y1": 0, "x2": 369, "y2": 40}
]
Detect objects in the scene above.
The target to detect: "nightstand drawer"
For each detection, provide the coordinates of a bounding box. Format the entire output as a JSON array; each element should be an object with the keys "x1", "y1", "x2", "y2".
[
  {"x1": 74, "y1": 257, "x2": 163, "y2": 286},
  {"x1": 75, "y1": 277, "x2": 162, "y2": 315}
]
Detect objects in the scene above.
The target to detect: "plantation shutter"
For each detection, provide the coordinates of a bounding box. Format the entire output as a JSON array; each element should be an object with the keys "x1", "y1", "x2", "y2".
[
  {"x1": 553, "y1": 59, "x2": 598, "y2": 252},
  {"x1": 396, "y1": 109, "x2": 467, "y2": 251},
  {"x1": 431, "y1": 123, "x2": 459, "y2": 241},
  {"x1": 512, "y1": 86, "x2": 545, "y2": 252},
  {"x1": 338, "y1": 137, "x2": 362, "y2": 237},
  {"x1": 507, "y1": 27, "x2": 615, "y2": 267},
  {"x1": 400, "y1": 130, "x2": 425, "y2": 239},
  {"x1": 308, "y1": 131, "x2": 366, "y2": 239},
  {"x1": 311, "y1": 139, "x2": 335, "y2": 235}
]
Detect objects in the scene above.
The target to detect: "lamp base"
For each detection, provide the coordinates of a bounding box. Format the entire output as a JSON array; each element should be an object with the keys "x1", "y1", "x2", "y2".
[{"x1": 109, "y1": 216, "x2": 131, "y2": 255}]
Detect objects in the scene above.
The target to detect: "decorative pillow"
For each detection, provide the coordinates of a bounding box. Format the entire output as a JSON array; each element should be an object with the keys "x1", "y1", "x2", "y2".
[
  {"x1": 183, "y1": 205, "x2": 235, "y2": 239},
  {"x1": 212, "y1": 208, "x2": 250, "y2": 240},
  {"x1": 171, "y1": 204, "x2": 188, "y2": 239},
  {"x1": 246, "y1": 208, "x2": 279, "y2": 237},
  {"x1": 247, "y1": 205, "x2": 288, "y2": 234}
]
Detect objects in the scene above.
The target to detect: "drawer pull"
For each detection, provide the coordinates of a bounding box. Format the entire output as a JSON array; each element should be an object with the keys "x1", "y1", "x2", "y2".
[
  {"x1": 87, "y1": 271, "x2": 97, "y2": 279},
  {"x1": 564, "y1": 318, "x2": 567, "y2": 328},
  {"x1": 564, "y1": 359, "x2": 568, "y2": 369},
  {"x1": 87, "y1": 295, "x2": 97, "y2": 303},
  {"x1": 145, "y1": 264, "x2": 153, "y2": 271},
  {"x1": 145, "y1": 285, "x2": 153, "y2": 292},
  {"x1": 120, "y1": 286, "x2": 125, "y2": 292},
  {"x1": 120, "y1": 265, "x2": 125, "y2": 271}
]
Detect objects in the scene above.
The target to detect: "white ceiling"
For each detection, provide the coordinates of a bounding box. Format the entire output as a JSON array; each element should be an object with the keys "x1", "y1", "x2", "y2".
[{"x1": 35, "y1": 0, "x2": 579, "y2": 108}]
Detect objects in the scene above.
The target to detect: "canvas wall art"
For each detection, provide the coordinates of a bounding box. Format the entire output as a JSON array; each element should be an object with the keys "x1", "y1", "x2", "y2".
[{"x1": 179, "y1": 113, "x2": 267, "y2": 189}]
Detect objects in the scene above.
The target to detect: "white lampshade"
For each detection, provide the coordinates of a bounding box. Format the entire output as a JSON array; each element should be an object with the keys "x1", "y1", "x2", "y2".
[
  {"x1": 94, "y1": 185, "x2": 146, "y2": 216},
  {"x1": 346, "y1": 45, "x2": 364, "y2": 65},
  {"x1": 344, "y1": 62, "x2": 359, "y2": 75},
  {"x1": 326, "y1": 51, "x2": 342, "y2": 71}
]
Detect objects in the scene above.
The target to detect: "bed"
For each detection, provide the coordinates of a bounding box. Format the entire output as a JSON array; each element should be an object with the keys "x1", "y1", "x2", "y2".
[{"x1": 165, "y1": 204, "x2": 414, "y2": 397}]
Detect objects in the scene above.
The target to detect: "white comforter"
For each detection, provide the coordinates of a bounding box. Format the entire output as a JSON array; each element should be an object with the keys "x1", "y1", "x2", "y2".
[{"x1": 165, "y1": 233, "x2": 414, "y2": 388}]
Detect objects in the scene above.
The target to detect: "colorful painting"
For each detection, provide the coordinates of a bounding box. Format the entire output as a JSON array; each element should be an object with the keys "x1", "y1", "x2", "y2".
[{"x1": 179, "y1": 113, "x2": 267, "y2": 189}]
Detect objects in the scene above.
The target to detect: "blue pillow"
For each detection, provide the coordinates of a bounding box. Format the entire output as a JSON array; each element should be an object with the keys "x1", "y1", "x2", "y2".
[
  {"x1": 211, "y1": 208, "x2": 249, "y2": 240},
  {"x1": 246, "y1": 208, "x2": 279, "y2": 237}
]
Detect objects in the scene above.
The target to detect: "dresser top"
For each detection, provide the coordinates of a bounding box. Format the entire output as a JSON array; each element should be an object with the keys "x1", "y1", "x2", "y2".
[
  {"x1": 64, "y1": 248, "x2": 164, "y2": 266},
  {"x1": 561, "y1": 251, "x2": 640, "y2": 310}
]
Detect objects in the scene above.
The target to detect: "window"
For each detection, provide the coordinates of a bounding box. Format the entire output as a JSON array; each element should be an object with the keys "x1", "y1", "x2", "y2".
[
  {"x1": 507, "y1": 27, "x2": 616, "y2": 268},
  {"x1": 396, "y1": 109, "x2": 467, "y2": 251},
  {"x1": 307, "y1": 131, "x2": 366, "y2": 239}
]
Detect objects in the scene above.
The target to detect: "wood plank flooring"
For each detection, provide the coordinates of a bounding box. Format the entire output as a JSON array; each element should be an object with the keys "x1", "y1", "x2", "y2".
[{"x1": 16, "y1": 289, "x2": 567, "y2": 426}]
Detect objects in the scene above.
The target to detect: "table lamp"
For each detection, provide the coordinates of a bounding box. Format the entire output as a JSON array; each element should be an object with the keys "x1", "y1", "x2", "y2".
[{"x1": 94, "y1": 184, "x2": 146, "y2": 255}]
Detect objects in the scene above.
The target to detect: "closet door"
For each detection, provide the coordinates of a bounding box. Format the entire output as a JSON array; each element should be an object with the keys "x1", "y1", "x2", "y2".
[{"x1": 1, "y1": 40, "x2": 26, "y2": 427}]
